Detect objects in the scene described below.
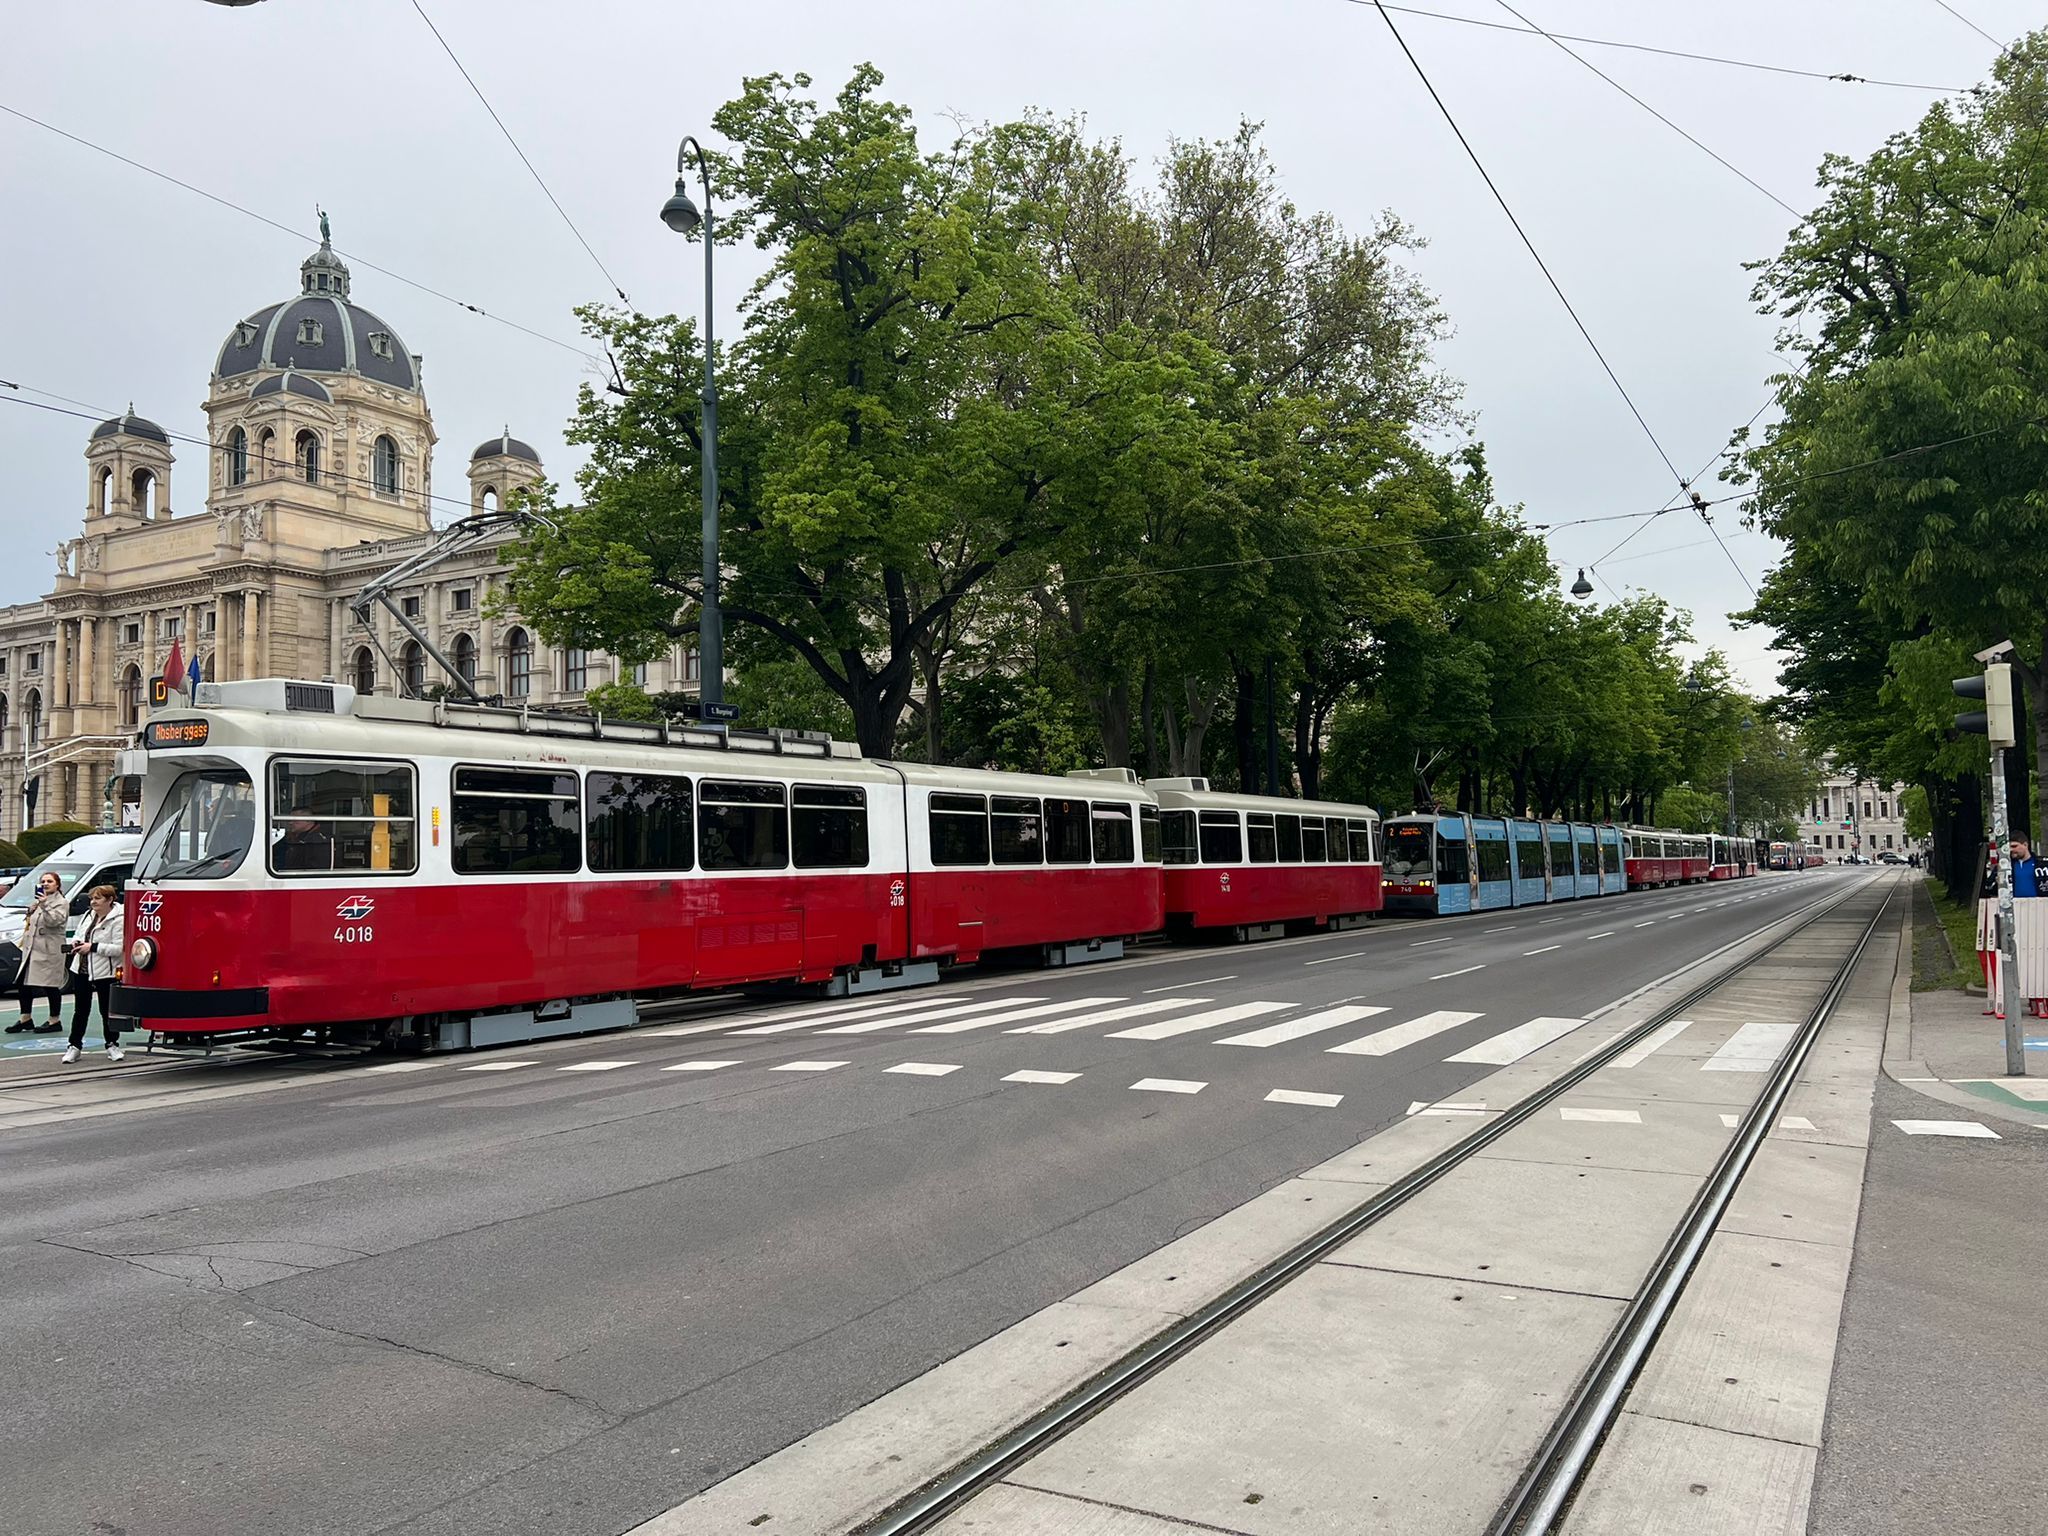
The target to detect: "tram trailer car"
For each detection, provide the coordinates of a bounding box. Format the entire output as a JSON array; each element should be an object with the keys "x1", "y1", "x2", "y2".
[
  {"x1": 112, "y1": 681, "x2": 1384, "y2": 1050},
  {"x1": 1381, "y1": 815, "x2": 1624, "y2": 915},
  {"x1": 1151, "y1": 780, "x2": 1380, "y2": 940},
  {"x1": 1708, "y1": 834, "x2": 1759, "y2": 880},
  {"x1": 1622, "y1": 827, "x2": 1709, "y2": 888}
]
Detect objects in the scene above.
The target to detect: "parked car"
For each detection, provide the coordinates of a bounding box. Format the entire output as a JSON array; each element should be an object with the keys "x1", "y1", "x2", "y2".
[{"x1": 1878, "y1": 851, "x2": 1905, "y2": 865}]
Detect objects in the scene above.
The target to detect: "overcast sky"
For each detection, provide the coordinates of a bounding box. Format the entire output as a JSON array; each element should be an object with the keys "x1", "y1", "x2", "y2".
[{"x1": 2, "y1": 1, "x2": 2030, "y2": 694}]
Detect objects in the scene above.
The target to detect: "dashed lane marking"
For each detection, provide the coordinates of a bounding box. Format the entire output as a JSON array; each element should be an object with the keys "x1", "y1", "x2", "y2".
[
  {"x1": 1611, "y1": 1019, "x2": 1691, "y2": 1068},
  {"x1": 1446, "y1": 1016, "x2": 1587, "y2": 1066},
  {"x1": 1430, "y1": 965, "x2": 1486, "y2": 980},
  {"x1": 1408, "y1": 937, "x2": 1455, "y2": 948},
  {"x1": 1484, "y1": 925, "x2": 1516, "y2": 933},
  {"x1": 365, "y1": 1061, "x2": 439, "y2": 1074},
  {"x1": 1523, "y1": 945, "x2": 1562, "y2": 956},
  {"x1": 1219, "y1": 1005, "x2": 1388, "y2": 1048},
  {"x1": 912, "y1": 997, "x2": 1121, "y2": 1034},
  {"x1": 771, "y1": 1060, "x2": 849, "y2": 1073},
  {"x1": 886, "y1": 1062, "x2": 963, "y2": 1076},
  {"x1": 1893, "y1": 1119, "x2": 2000, "y2": 1138},
  {"x1": 458, "y1": 1061, "x2": 537, "y2": 1072},
  {"x1": 1009, "y1": 997, "x2": 1211, "y2": 1035},
  {"x1": 813, "y1": 997, "x2": 1046, "y2": 1034},
  {"x1": 1779, "y1": 1116, "x2": 1817, "y2": 1131},
  {"x1": 1303, "y1": 950, "x2": 1374, "y2": 967},
  {"x1": 1586, "y1": 931, "x2": 1615, "y2": 940},
  {"x1": 645, "y1": 1023, "x2": 739, "y2": 1038},
  {"x1": 1003, "y1": 1069, "x2": 1079, "y2": 1085},
  {"x1": 1633, "y1": 920, "x2": 1656, "y2": 928},
  {"x1": 1109, "y1": 1001, "x2": 1293, "y2": 1042},
  {"x1": 558, "y1": 1061, "x2": 638, "y2": 1072},
  {"x1": 1130, "y1": 1077, "x2": 1206, "y2": 1094},
  {"x1": 660, "y1": 1060, "x2": 740, "y2": 1072},
  {"x1": 1560, "y1": 1106, "x2": 1642, "y2": 1123},
  {"x1": 1702, "y1": 1019, "x2": 1798, "y2": 1072},
  {"x1": 1266, "y1": 1089, "x2": 1343, "y2": 1108},
  {"x1": 1329, "y1": 1010, "x2": 1484, "y2": 1057},
  {"x1": 1146, "y1": 975, "x2": 1235, "y2": 993}
]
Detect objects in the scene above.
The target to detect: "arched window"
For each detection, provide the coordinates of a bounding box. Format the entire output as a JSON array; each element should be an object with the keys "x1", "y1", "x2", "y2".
[
  {"x1": 96, "y1": 468, "x2": 112, "y2": 517},
  {"x1": 201, "y1": 653, "x2": 215, "y2": 682},
  {"x1": 229, "y1": 427, "x2": 248, "y2": 487},
  {"x1": 373, "y1": 435, "x2": 400, "y2": 496},
  {"x1": 258, "y1": 429, "x2": 276, "y2": 478},
  {"x1": 631, "y1": 661, "x2": 648, "y2": 687},
  {"x1": 480, "y1": 485, "x2": 499, "y2": 513},
  {"x1": 352, "y1": 647, "x2": 375, "y2": 696},
  {"x1": 118, "y1": 665, "x2": 142, "y2": 727},
  {"x1": 402, "y1": 641, "x2": 426, "y2": 697},
  {"x1": 0, "y1": 693, "x2": 9, "y2": 743},
  {"x1": 453, "y1": 633, "x2": 476, "y2": 687},
  {"x1": 131, "y1": 468, "x2": 155, "y2": 518},
  {"x1": 294, "y1": 430, "x2": 321, "y2": 485},
  {"x1": 507, "y1": 627, "x2": 532, "y2": 699},
  {"x1": 24, "y1": 689, "x2": 42, "y2": 749}
]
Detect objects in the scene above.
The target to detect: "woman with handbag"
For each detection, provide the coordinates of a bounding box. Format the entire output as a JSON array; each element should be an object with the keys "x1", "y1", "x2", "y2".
[
  {"x1": 61, "y1": 884, "x2": 125, "y2": 1063},
  {"x1": 10, "y1": 870, "x2": 70, "y2": 1035}
]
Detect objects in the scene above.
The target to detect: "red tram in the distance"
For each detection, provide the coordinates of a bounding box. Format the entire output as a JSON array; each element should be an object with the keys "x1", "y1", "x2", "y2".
[{"x1": 112, "y1": 681, "x2": 1385, "y2": 1051}]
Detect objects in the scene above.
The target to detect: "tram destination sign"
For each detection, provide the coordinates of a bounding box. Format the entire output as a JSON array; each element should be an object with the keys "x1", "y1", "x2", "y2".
[{"x1": 143, "y1": 719, "x2": 211, "y2": 749}]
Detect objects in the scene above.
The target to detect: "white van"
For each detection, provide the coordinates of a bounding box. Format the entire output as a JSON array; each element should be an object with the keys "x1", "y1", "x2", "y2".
[{"x1": 0, "y1": 832, "x2": 142, "y2": 986}]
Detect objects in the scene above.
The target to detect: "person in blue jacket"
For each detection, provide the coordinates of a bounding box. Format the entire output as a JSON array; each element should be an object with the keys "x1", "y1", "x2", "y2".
[{"x1": 2014, "y1": 837, "x2": 2040, "y2": 898}]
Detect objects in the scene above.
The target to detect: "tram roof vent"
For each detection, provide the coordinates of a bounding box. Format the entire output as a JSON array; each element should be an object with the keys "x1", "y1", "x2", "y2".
[
  {"x1": 195, "y1": 679, "x2": 357, "y2": 716},
  {"x1": 1065, "y1": 767, "x2": 1140, "y2": 784},
  {"x1": 1146, "y1": 776, "x2": 1210, "y2": 792}
]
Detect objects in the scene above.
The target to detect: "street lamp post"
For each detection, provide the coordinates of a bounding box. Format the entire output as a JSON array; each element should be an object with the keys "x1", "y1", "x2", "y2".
[
  {"x1": 660, "y1": 138, "x2": 723, "y2": 714},
  {"x1": 1728, "y1": 717, "x2": 1753, "y2": 839}
]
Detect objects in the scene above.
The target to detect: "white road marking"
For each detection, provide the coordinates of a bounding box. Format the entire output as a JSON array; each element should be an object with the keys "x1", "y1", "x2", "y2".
[
  {"x1": 912, "y1": 997, "x2": 1121, "y2": 1034},
  {"x1": 771, "y1": 1060, "x2": 849, "y2": 1073},
  {"x1": 1632, "y1": 920, "x2": 1656, "y2": 928},
  {"x1": 1702, "y1": 1019, "x2": 1799, "y2": 1072},
  {"x1": 1408, "y1": 937, "x2": 1455, "y2": 948},
  {"x1": 1266, "y1": 1089, "x2": 1343, "y2": 1108},
  {"x1": 1219, "y1": 1004, "x2": 1389, "y2": 1047},
  {"x1": 1484, "y1": 925, "x2": 1516, "y2": 932},
  {"x1": 1446, "y1": 1016, "x2": 1587, "y2": 1065},
  {"x1": 1003, "y1": 1069, "x2": 1079, "y2": 1084},
  {"x1": 886, "y1": 1062, "x2": 963, "y2": 1076},
  {"x1": 1146, "y1": 975, "x2": 1234, "y2": 993},
  {"x1": 1330, "y1": 1009, "x2": 1484, "y2": 1056},
  {"x1": 1893, "y1": 1119, "x2": 2000, "y2": 1138},
  {"x1": 1586, "y1": 931, "x2": 1615, "y2": 940},
  {"x1": 1612, "y1": 1019, "x2": 1692, "y2": 1068},
  {"x1": 1539, "y1": 917, "x2": 1564, "y2": 924},
  {"x1": 1430, "y1": 964, "x2": 1486, "y2": 980},
  {"x1": 1720, "y1": 1114, "x2": 1739, "y2": 1128},
  {"x1": 365, "y1": 1061, "x2": 438, "y2": 1074},
  {"x1": 1130, "y1": 1077, "x2": 1206, "y2": 1094},
  {"x1": 660, "y1": 1060, "x2": 740, "y2": 1072},
  {"x1": 457, "y1": 1061, "x2": 537, "y2": 1072},
  {"x1": 1303, "y1": 950, "x2": 1373, "y2": 967},
  {"x1": 1560, "y1": 1106, "x2": 1642, "y2": 1123},
  {"x1": 814, "y1": 997, "x2": 1046, "y2": 1034},
  {"x1": 1109, "y1": 1000, "x2": 1293, "y2": 1041},
  {"x1": 1408, "y1": 1100, "x2": 1488, "y2": 1115},
  {"x1": 645, "y1": 1022, "x2": 742, "y2": 1038},
  {"x1": 1523, "y1": 945, "x2": 1562, "y2": 956},
  {"x1": 1779, "y1": 1116, "x2": 1817, "y2": 1131},
  {"x1": 558, "y1": 1061, "x2": 637, "y2": 1072},
  {"x1": 737, "y1": 992, "x2": 951, "y2": 1029},
  {"x1": 1009, "y1": 997, "x2": 1211, "y2": 1035}
]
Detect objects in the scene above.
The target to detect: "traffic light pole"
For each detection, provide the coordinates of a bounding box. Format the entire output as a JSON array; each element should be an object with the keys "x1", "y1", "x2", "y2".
[{"x1": 1988, "y1": 749, "x2": 2027, "y2": 1075}]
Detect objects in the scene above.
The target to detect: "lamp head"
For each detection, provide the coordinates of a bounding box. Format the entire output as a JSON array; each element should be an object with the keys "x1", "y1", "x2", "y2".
[
  {"x1": 660, "y1": 178, "x2": 703, "y2": 235},
  {"x1": 1569, "y1": 568, "x2": 1593, "y2": 599}
]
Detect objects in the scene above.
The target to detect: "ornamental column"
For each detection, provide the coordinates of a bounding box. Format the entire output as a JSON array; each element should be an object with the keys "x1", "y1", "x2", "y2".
[
  {"x1": 52, "y1": 621, "x2": 69, "y2": 710},
  {"x1": 241, "y1": 591, "x2": 261, "y2": 679},
  {"x1": 77, "y1": 617, "x2": 96, "y2": 706}
]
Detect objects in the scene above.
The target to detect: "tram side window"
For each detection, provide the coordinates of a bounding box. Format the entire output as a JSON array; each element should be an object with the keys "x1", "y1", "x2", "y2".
[
  {"x1": 1275, "y1": 813, "x2": 1303, "y2": 863},
  {"x1": 793, "y1": 785, "x2": 869, "y2": 868},
  {"x1": 990, "y1": 796, "x2": 1044, "y2": 865},
  {"x1": 1199, "y1": 810, "x2": 1243, "y2": 864},
  {"x1": 270, "y1": 758, "x2": 417, "y2": 876},
  {"x1": 1348, "y1": 818, "x2": 1375, "y2": 863},
  {"x1": 1600, "y1": 837, "x2": 1619, "y2": 874},
  {"x1": 1437, "y1": 837, "x2": 1471, "y2": 885},
  {"x1": 1246, "y1": 813, "x2": 1277, "y2": 864},
  {"x1": 1139, "y1": 804, "x2": 1163, "y2": 864},
  {"x1": 1044, "y1": 798, "x2": 1091, "y2": 864},
  {"x1": 929, "y1": 792, "x2": 991, "y2": 867},
  {"x1": 1091, "y1": 802, "x2": 1135, "y2": 864},
  {"x1": 452, "y1": 766, "x2": 579, "y2": 875},
  {"x1": 1301, "y1": 816, "x2": 1328, "y2": 863},
  {"x1": 1476, "y1": 837, "x2": 1511, "y2": 883},
  {"x1": 700, "y1": 779, "x2": 789, "y2": 871},
  {"x1": 1515, "y1": 834, "x2": 1545, "y2": 879},
  {"x1": 1161, "y1": 810, "x2": 1198, "y2": 865},
  {"x1": 586, "y1": 771, "x2": 692, "y2": 873}
]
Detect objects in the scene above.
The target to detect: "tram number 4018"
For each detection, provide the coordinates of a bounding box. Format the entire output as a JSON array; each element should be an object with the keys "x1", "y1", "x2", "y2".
[{"x1": 333, "y1": 925, "x2": 374, "y2": 944}]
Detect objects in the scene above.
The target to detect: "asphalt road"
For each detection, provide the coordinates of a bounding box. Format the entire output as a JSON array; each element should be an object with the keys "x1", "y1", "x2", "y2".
[{"x1": 0, "y1": 869, "x2": 1857, "y2": 1536}]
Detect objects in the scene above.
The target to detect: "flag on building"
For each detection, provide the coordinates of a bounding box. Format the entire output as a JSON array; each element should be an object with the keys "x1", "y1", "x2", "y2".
[
  {"x1": 187, "y1": 654, "x2": 202, "y2": 693},
  {"x1": 162, "y1": 639, "x2": 186, "y2": 698}
]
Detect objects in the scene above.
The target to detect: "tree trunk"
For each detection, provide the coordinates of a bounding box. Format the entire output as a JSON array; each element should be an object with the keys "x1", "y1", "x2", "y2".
[
  {"x1": 1098, "y1": 676, "x2": 1133, "y2": 769},
  {"x1": 1181, "y1": 678, "x2": 1219, "y2": 781},
  {"x1": 1141, "y1": 662, "x2": 1159, "y2": 778},
  {"x1": 1233, "y1": 664, "x2": 1259, "y2": 793}
]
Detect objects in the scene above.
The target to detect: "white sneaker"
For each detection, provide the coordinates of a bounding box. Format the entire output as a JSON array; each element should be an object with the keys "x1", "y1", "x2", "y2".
[
  {"x1": 106, "y1": 1044, "x2": 125, "y2": 1062},
  {"x1": 61, "y1": 1046, "x2": 80, "y2": 1064}
]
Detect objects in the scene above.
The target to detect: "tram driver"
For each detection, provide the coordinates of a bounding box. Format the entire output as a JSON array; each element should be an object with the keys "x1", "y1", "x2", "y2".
[{"x1": 275, "y1": 816, "x2": 334, "y2": 872}]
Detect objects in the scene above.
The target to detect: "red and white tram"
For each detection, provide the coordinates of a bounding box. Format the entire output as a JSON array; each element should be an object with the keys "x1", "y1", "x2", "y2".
[
  {"x1": 111, "y1": 681, "x2": 1370, "y2": 1050},
  {"x1": 1151, "y1": 779, "x2": 1380, "y2": 940},
  {"x1": 1622, "y1": 826, "x2": 1709, "y2": 888}
]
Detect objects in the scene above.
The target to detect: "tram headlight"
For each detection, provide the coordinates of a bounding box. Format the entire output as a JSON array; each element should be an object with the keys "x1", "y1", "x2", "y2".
[{"x1": 129, "y1": 937, "x2": 157, "y2": 971}]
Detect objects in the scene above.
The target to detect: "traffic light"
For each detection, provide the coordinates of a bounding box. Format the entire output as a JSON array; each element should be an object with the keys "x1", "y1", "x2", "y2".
[{"x1": 1954, "y1": 662, "x2": 2017, "y2": 748}]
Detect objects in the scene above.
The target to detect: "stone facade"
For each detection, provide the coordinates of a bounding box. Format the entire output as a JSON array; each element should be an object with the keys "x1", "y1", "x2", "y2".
[
  {"x1": 1797, "y1": 769, "x2": 1920, "y2": 861},
  {"x1": 0, "y1": 238, "x2": 700, "y2": 840}
]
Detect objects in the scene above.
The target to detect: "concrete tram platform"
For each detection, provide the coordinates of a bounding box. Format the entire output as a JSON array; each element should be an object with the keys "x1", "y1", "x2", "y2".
[{"x1": 641, "y1": 878, "x2": 1917, "y2": 1536}]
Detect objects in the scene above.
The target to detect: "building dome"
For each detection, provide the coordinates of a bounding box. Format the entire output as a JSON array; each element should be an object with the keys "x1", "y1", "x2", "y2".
[
  {"x1": 472, "y1": 429, "x2": 540, "y2": 464},
  {"x1": 248, "y1": 369, "x2": 332, "y2": 404},
  {"x1": 90, "y1": 406, "x2": 169, "y2": 444},
  {"x1": 214, "y1": 226, "x2": 419, "y2": 392}
]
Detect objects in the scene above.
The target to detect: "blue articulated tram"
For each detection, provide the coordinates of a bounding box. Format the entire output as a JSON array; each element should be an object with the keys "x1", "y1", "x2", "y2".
[{"x1": 1382, "y1": 814, "x2": 1625, "y2": 917}]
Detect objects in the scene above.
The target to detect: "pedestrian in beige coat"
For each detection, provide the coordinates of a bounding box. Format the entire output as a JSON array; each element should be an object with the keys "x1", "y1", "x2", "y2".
[{"x1": 13, "y1": 871, "x2": 70, "y2": 1034}]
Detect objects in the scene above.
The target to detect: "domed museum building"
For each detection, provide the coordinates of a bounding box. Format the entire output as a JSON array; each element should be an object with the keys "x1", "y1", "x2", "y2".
[{"x1": 0, "y1": 233, "x2": 702, "y2": 836}]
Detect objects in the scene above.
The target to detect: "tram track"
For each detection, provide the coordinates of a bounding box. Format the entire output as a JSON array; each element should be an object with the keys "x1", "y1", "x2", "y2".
[{"x1": 848, "y1": 873, "x2": 1892, "y2": 1536}]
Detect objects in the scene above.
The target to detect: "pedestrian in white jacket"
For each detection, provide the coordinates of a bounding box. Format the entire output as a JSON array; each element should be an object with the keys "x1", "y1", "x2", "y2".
[{"x1": 62, "y1": 885, "x2": 126, "y2": 1064}]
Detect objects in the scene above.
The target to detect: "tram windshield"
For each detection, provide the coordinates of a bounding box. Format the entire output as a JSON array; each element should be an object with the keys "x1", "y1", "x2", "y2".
[
  {"x1": 1382, "y1": 822, "x2": 1432, "y2": 880},
  {"x1": 136, "y1": 769, "x2": 256, "y2": 880}
]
